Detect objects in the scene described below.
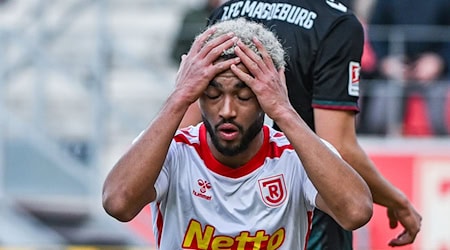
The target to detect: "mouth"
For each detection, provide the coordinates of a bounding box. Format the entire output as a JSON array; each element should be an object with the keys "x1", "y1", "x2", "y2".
[{"x1": 217, "y1": 123, "x2": 240, "y2": 141}]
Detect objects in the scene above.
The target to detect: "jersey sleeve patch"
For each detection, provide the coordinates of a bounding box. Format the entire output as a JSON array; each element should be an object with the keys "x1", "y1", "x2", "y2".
[{"x1": 348, "y1": 61, "x2": 360, "y2": 97}]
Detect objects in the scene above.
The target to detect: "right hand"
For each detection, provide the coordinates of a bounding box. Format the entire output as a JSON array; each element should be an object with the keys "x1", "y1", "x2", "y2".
[
  {"x1": 386, "y1": 200, "x2": 422, "y2": 247},
  {"x1": 174, "y1": 27, "x2": 240, "y2": 105}
]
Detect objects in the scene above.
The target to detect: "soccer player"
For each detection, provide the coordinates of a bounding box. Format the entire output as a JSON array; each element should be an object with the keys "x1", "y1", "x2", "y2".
[
  {"x1": 102, "y1": 18, "x2": 372, "y2": 249},
  {"x1": 179, "y1": 0, "x2": 422, "y2": 248}
]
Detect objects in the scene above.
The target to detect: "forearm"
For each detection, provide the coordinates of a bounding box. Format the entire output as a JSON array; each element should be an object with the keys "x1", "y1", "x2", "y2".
[
  {"x1": 273, "y1": 109, "x2": 372, "y2": 229},
  {"x1": 342, "y1": 145, "x2": 408, "y2": 208},
  {"x1": 102, "y1": 93, "x2": 189, "y2": 221}
]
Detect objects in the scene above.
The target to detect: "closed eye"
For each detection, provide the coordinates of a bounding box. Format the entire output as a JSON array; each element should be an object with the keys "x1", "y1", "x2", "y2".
[
  {"x1": 237, "y1": 88, "x2": 255, "y2": 101},
  {"x1": 238, "y1": 95, "x2": 253, "y2": 101},
  {"x1": 205, "y1": 93, "x2": 221, "y2": 99},
  {"x1": 204, "y1": 85, "x2": 221, "y2": 99}
]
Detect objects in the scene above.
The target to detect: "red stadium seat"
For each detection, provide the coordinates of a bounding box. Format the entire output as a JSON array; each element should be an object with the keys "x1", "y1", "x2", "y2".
[{"x1": 402, "y1": 94, "x2": 432, "y2": 136}]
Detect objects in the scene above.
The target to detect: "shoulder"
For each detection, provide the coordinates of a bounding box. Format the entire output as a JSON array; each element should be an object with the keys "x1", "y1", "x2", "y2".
[
  {"x1": 174, "y1": 124, "x2": 202, "y2": 145},
  {"x1": 312, "y1": 0, "x2": 363, "y2": 30},
  {"x1": 266, "y1": 126, "x2": 294, "y2": 153},
  {"x1": 209, "y1": 0, "x2": 361, "y2": 31}
]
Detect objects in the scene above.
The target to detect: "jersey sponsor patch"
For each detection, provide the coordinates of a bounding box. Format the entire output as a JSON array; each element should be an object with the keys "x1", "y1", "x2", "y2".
[
  {"x1": 220, "y1": 1, "x2": 317, "y2": 30},
  {"x1": 182, "y1": 219, "x2": 285, "y2": 249},
  {"x1": 348, "y1": 61, "x2": 360, "y2": 97},
  {"x1": 258, "y1": 174, "x2": 287, "y2": 207},
  {"x1": 193, "y1": 179, "x2": 213, "y2": 200}
]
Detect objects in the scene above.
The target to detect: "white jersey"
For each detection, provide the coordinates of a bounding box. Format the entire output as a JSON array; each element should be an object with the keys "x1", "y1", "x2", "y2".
[{"x1": 150, "y1": 123, "x2": 319, "y2": 249}]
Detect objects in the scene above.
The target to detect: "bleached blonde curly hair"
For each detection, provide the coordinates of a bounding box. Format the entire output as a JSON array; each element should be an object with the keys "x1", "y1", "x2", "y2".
[{"x1": 200, "y1": 18, "x2": 286, "y2": 70}]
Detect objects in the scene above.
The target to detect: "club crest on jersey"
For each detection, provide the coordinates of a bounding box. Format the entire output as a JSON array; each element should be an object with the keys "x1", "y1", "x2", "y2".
[
  {"x1": 193, "y1": 179, "x2": 212, "y2": 200},
  {"x1": 348, "y1": 61, "x2": 360, "y2": 97},
  {"x1": 258, "y1": 174, "x2": 287, "y2": 207}
]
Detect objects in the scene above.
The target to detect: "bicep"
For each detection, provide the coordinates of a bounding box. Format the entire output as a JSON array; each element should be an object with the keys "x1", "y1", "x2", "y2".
[{"x1": 314, "y1": 108, "x2": 358, "y2": 150}]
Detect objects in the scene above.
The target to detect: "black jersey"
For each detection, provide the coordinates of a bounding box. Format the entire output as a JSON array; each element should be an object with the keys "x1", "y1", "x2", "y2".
[
  {"x1": 208, "y1": 0, "x2": 364, "y2": 131},
  {"x1": 208, "y1": 1, "x2": 363, "y2": 249}
]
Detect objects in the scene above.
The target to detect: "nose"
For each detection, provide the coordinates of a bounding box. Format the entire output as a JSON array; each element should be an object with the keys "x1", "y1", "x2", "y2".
[{"x1": 218, "y1": 96, "x2": 237, "y2": 120}]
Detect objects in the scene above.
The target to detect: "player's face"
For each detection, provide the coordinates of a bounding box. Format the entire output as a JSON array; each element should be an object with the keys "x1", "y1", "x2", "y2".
[{"x1": 200, "y1": 63, "x2": 264, "y2": 157}]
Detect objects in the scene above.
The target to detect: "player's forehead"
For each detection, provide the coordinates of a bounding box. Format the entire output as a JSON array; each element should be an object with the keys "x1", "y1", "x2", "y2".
[{"x1": 209, "y1": 63, "x2": 250, "y2": 89}]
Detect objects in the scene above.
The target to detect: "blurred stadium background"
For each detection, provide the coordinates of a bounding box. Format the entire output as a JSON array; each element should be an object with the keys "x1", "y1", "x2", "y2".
[{"x1": 0, "y1": 0, "x2": 449, "y2": 249}]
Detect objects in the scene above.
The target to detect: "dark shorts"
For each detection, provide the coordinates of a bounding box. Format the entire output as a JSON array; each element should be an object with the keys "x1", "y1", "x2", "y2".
[{"x1": 307, "y1": 209, "x2": 353, "y2": 250}]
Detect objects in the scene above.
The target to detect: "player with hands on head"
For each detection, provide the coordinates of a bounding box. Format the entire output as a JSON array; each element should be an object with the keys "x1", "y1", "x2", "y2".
[
  {"x1": 179, "y1": 1, "x2": 422, "y2": 248},
  {"x1": 102, "y1": 18, "x2": 372, "y2": 249}
]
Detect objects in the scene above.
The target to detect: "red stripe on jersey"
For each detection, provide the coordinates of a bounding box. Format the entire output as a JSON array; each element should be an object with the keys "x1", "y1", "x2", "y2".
[
  {"x1": 304, "y1": 210, "x2": 314, "y2": 250},
  {"x1": 173, "y1": 124, "x2": 294, "y2": 178},
  {"x1": 156, "y1": 202, "x2": 163, "y2": 248},
  {"x1": 174, "y1": 127, "x2": 205, "y2": 159},
  {"x1": 268, "y1": 140, "x2": 294, "y2": 158},
  {"x1": 312, "y1": 103, "x2": 359, "y2": 112}
]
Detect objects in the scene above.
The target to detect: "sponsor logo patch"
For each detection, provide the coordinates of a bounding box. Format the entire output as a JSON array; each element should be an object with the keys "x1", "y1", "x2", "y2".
[
  {"x1": 182, "y1": 219, "x2": 285, "y2": 249},
  {"x1": 348, "y1": 61, "x2": 360, "y2": 97},
  {"x1": 193, "y1": 179, "x2": 212, "y2": 200}
]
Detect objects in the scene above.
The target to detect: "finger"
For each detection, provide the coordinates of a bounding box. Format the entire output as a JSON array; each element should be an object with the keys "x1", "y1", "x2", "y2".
[
  {"x1": 213, "y1": 57, "x2": 241, "y2": 75},
  {"x1": 388, "y1": 230, "x2": 414, "y2": 247},
  {"x1": 200, "y1": 32, "x2": 236, "y2": 60},
  {"x1": 253, "y1": 36, "x2": 277, "y2": 72},
  {"x1": 389, "y1": 218, "x2": 398, "y2": 229},
  {"x1": 387, "y1": 208, "x2": 398, "y2": 229},
  {"x1": 279, "y1": 66, "x2": 286, "y2": 84},
  {"x1": 190, "y1": 26, "x2": 217, "y2": 54},
  {"x1": 278, "y1": 66, "x2": 287, "y2": 91},
  {"x1": 230, "y1": 63, "x2": 255, "y2": 87},
  {"x1": 234, "y1": 40, "x2": 264, "y2": 78}
]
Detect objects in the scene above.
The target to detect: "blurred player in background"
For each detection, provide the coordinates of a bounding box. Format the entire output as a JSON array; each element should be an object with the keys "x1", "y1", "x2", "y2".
[{"x1": 170, "y1": 0, "x2": 223, "y2": 65}]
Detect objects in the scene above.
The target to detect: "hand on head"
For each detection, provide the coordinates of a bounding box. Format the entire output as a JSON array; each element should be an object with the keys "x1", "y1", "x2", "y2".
[
  {"x1": 174, "y1": 26, "x2": 240, "y2": 105},
  {"x1": 231, "y1": 37, "x2": 291, "y2": 121},
  {"x1": 175, "y1": 18, "x2": 290, "y2": 119}
]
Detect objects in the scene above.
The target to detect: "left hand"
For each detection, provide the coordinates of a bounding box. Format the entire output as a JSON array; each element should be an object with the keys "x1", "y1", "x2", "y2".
[
  {"x1": 230, "y1": 38, "x2": 291, "y2": 120},
  {"x1": 386, "y1": 203, "x2": 422, "y2": 247}
]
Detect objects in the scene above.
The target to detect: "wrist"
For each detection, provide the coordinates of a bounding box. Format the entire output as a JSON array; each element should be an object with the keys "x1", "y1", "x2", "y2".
[{"x1": 164, "y1": 92, "x2": 194, "y2": 117}]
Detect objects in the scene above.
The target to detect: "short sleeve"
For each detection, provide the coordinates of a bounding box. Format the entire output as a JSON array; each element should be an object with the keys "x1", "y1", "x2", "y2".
[
  {"x1": 303, "y1": 138, "x2": 342, "y2": 208},
  {"x1": 153, "y1": 141, "x2": 177, "y2": 202},
  {"x1": 303, "y1": 177, "x2": 318, "y2": 209},
  {"x1": 312, "y1": 15, "x2": 364, "y2": 112}
]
